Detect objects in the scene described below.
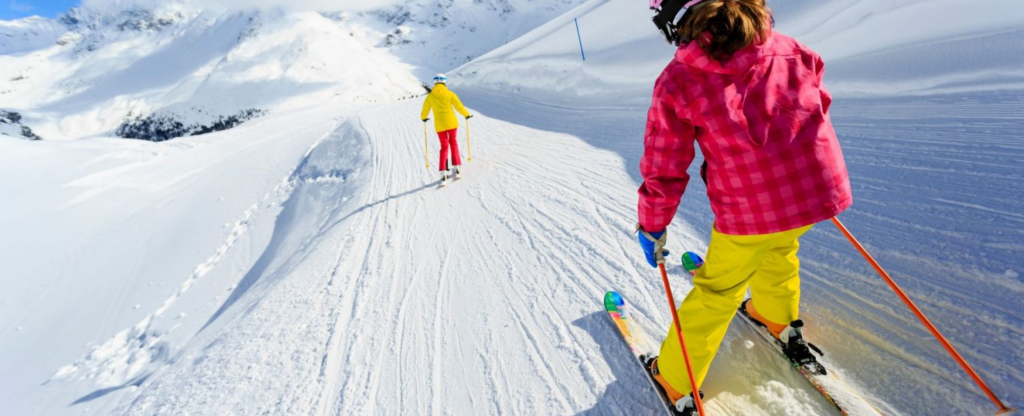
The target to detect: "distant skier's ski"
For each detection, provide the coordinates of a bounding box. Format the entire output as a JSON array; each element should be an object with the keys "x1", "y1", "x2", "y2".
[
  {"x1": 603, "y1": 291, "x2": 688, "y2": 416},
  {"x1": 681, "y1": 252, "x2": 883, "y2": 416}
]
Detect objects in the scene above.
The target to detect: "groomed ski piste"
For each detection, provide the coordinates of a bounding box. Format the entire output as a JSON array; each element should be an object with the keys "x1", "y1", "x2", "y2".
[{"x1": 1, "y1": 0, "x2": 1022, "y2": 415}]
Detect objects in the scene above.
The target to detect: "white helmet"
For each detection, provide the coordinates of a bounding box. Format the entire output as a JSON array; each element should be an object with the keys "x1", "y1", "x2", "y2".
[{"x1": 433, "y1": 73, "x2": 447, "y2": 85}]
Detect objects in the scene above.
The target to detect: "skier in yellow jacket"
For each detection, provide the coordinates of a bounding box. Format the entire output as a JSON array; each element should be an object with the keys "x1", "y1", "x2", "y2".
[{"x1": 421, "y1": 73, "x2": 472, "y2": 185}]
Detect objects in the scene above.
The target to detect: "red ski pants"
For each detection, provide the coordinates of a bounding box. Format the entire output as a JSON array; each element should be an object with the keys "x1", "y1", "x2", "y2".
[{"x1": 437, "y1": 128, "x2": 461, "y2": 171}]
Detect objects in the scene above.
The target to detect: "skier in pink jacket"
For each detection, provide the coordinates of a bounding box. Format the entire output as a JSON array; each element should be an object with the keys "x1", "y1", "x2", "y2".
[{"x1": 637, "y1": 0, "x2": 853, "y2": 412}]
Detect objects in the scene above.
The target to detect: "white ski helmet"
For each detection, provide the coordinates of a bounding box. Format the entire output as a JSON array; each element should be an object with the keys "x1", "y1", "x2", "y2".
[{"x1": 433, "y1": 73, "x2": 447, "y2": 85}]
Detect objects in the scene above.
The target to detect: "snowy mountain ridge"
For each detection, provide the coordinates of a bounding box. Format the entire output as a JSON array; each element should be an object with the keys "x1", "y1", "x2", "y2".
[
  {"x1": 0, "y1": 16, "x2": 72, "y2": 55},
  {"x1": 0, "y1": 0, "x2": 587, "y2": 141},
  {"x1": 1, "y1": 7, "x2": 418, "y2": 140}
]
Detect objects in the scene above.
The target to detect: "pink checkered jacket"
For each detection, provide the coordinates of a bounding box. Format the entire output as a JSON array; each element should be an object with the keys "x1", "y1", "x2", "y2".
[{"x1": 638, "y1": 31, "x2": 852, "y2": 235}]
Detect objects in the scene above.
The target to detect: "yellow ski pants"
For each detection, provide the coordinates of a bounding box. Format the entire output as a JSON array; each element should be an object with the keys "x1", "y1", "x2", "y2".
[{"x1": 659, "y1": 224, "x2": 813, "y2": 396}]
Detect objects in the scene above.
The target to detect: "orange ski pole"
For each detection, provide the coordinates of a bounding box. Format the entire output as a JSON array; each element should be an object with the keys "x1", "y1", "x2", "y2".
[
  {"x1": 424, "y1": 121, "x2": 430, "y2": 170},
  {"x1": 659, "y1": 262, "x2": 707, "y2": 416},
  {"x1": 831, "y1": 217, "x2": 1016, "y2": 415}
]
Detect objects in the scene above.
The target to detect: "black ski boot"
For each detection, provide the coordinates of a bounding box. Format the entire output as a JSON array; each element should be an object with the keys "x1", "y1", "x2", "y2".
[
  {"x1": 739, "y1": 299, "x2": 826, "y2": 375},
  {"x1": 779, "y1": 320, "x2": 827, "y2": 375},
  {"x1": 668, "y1": 391, "x2": 704, "y2": 416}
]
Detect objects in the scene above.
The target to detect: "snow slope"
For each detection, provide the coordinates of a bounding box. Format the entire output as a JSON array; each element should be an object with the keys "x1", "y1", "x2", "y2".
[
  {"x1": 1, "y1": 0, "x2": 1022, "y2": 415},
  {"x1": 2, "y1": 94, "x2": 888, "y2": 416},
  {"x1": 455, "y1": 0, "x2": 1024, "y2": 413},
  {"x1": 458, "y1": 0, "x2": 1024, "y2": 99}
]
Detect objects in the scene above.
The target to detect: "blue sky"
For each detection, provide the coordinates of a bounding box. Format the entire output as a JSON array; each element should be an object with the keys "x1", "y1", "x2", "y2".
[{"x1": 1, "y1": 0, "x2": 79, "y2": 20}]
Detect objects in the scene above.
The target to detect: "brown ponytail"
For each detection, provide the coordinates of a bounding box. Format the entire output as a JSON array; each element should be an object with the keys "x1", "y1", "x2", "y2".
[{"x1": 678, "y1": 0, "x2": 772, "y2": 61}]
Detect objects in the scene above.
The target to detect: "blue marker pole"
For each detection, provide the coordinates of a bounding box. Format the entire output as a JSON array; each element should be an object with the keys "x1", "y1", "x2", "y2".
[{"x1": 574, "y1": 18, "x2": 586, "y2": 62}]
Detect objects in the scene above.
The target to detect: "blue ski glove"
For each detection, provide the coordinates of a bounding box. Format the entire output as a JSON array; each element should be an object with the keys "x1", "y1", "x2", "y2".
[{"x1": 637, "y1": 225, "x2": 669, "y2": 268}]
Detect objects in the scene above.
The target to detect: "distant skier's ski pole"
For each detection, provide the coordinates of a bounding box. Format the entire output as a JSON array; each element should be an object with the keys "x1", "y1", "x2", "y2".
[
  {"x1": 424, "y1": 121, "x2": 430, "y2": 170},
  {"x1": 467, "y1": 116, "x2": 472, "y2": 162},
  {"x1": 658, "y1": 262, "x2": 707, "y2": 416},
  {"x1": 831, "y1": 217, "x2": 1017, "y2": 415}
]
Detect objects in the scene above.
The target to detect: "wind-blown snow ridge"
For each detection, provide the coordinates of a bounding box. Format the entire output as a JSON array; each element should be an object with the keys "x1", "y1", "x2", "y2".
[{"x1": 47, "y1": 122, "x2": 343, "y2": 388}]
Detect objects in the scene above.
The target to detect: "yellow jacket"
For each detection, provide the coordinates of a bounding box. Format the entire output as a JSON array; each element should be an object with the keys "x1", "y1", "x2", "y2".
[{"x1": 421, "y1": 84, "x2": 470, "y2": 132}]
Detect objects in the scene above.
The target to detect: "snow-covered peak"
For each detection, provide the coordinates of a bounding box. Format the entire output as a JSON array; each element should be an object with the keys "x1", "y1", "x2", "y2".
[
  {"x1": 59, "y1": 5, "x2": 193, "y2": 28},
  {"x1": 0, "y1": 5, "x2": 194, "y2": 55},
  {"x1": 0, "y1": 15, "x2": 71, "y2": 55}
]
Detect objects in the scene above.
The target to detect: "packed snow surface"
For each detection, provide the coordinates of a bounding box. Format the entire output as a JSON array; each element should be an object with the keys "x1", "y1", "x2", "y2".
[{"x1": 1, "y1": 0, "x2": 1022, "y2": 415}]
